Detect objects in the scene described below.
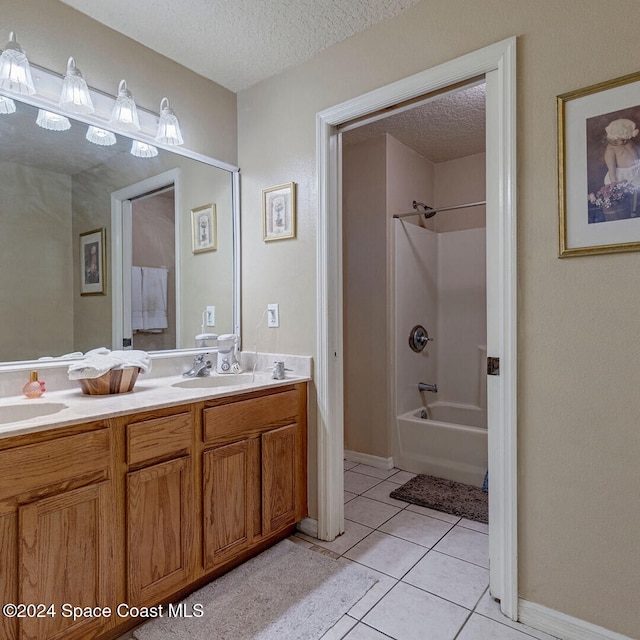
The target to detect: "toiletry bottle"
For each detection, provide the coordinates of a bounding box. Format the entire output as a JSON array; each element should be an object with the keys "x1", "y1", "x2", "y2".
[{"x1": 23, "y1": 370, "x2": 43, "y2": 398}]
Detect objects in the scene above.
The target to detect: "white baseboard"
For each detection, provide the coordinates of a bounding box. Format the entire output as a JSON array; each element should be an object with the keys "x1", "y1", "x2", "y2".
[
  {"x1": 296, "y1": 517, "x2": 318, "y2": 538},
  {"x1": 344, "y1": 450, "x2": 394, "y2": 470},
  {"x1": 519, "y1": 599, "x2": 635, "y2": 640}
]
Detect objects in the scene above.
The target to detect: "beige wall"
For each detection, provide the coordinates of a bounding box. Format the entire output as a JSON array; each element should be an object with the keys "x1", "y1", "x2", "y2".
[{"x1": 238, "y1": 1, "x2": 640, "y2": 636}]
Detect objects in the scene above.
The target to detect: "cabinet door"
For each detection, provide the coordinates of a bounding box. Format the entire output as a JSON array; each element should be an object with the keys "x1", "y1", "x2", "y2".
[
  {"x1": 262, "y1": 423, "x2": 303, "y2": 534},
  {"x1": 202, "y1": 438, "x2": 259, "y2": 570},
  {"x1": 18, "y1": 481, "x2": 114, "y2": 640},
  {"x1": 127, "y1": 457, "x2": 193, "y2": 606}
]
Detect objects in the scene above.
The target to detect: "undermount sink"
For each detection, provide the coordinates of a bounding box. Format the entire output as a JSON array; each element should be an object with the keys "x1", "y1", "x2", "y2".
[
  {"x1": 172, "y1": 373, "x2": 255, "y2": 389},
  {"x1": 0, "y1": 402, "x2": 68, "y2": 425}
]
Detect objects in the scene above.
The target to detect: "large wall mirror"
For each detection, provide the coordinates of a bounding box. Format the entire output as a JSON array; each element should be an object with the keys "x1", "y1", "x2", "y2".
[{"x1": 0, "y1": 84, "x2": 239, "y2": 365}]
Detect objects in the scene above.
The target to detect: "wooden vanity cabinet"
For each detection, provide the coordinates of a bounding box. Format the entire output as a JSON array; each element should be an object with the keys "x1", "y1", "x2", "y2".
[
  {"x1": 121, "y1": 408, "x2": 196, "y2": 608},
  {"x1": 201, "y1": 383, "x2": 308, "y2": 571},
  {"x1": 0, "y1": 425, "x2": 115, "y2": 640},
  {"x1": 0, "y1": 381, "x2": 307, "y2": 640}
]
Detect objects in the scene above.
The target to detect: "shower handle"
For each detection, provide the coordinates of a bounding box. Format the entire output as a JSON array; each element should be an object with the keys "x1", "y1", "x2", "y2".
[{"x1": 409, "y1": 325, "x2": 433, "y2": 352}]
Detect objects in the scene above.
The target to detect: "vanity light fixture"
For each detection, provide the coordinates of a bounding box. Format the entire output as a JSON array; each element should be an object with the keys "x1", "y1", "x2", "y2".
[
  {"x1": 86, "y1": 125, "x2": 116, "y2": 146},
  {"x1": 109, "y1": 79, "x2": 140, "y2": 132},
  {"x1": 130, "y1": 140, "x2": 158, "y2": 158},
  {"x1": 155, "y1": 97, "x2": 183, "y2": 146},
  {"x1": 0, "y1": 32, "x2": 36, "y2": 95},
  {"x1": 59, "y1": 57, "x2": 94, "y2": 115},
  {"x1": 0, "y1": 94, "x2": 16, "y2": 114},
  {"x1": 36, "y1": 109, "x2": 71, "y2": 131}
]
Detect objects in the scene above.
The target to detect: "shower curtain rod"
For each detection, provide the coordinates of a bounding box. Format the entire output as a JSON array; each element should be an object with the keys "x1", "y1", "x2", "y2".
[{"x1": 393, "y1": 200, "x2": 486, "y2": 219}]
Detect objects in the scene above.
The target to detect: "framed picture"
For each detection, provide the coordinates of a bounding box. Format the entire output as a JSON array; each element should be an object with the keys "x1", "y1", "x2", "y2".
[
  {"x1": 80, "y1": 228, "x2": 106, "y2": 295},
  {"x1": 191, "y1": 203, "x2": 217, "y2": 253},
  {"x1": 559, "y1": 71, "x2": 640, "y2": 257},
  {"x1": 263, "y1": 182, "x2": 296, "y2": 241}
]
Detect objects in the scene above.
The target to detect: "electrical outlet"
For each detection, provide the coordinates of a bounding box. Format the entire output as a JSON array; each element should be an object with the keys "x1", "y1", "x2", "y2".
[
  {"x1": 206, "y1": 306, "x2": 216, "y2": 327},
  {"x1": 267, "y1": 303, "x2": 279, "y2": 328}
]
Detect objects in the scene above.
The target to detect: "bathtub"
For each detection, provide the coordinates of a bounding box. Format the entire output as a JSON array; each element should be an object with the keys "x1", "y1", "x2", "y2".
[{"x1": 395, "y1": 401, "x2": 487, "y2": 487}]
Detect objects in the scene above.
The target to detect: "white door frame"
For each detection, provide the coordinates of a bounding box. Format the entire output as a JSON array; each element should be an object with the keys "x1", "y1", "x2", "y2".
[
  {"x1": 315, "y1": 37, "x2": 518, "y2": 619},
  {"x1": 111, "y1": 168, "x2": 181, "y2": 350}
]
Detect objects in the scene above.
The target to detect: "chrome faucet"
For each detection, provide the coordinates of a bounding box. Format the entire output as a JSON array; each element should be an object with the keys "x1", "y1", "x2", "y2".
[
  {"x1": 418, "y1": 382, "x2": 438, "y2": 393},
  {"x1": 183, "y1": 352, "x2": 213, "y2": 378}
]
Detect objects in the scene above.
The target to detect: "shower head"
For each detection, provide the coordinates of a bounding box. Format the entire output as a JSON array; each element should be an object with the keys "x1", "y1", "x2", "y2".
[{"x1": 413, "y1": 200, "x2": 437, "y2": 219}]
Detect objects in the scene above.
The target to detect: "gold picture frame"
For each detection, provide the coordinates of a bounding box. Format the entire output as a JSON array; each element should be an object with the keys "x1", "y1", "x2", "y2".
[
  {"x1": 80, "y1": 228, "x2": 106, "y2": 295},
  {"x1": 559, "y1": 71, "x2": 640, "y2": 257},
  {"x1": 262, "y1": 182, "x2": 296, "y2": 241},
  {"x1": 191, "y1": 203, "x2": 217, "y2": 254}
]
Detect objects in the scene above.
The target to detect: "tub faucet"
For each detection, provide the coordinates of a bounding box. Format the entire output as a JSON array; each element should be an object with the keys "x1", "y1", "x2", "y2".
[
  {"x1": 418, "y1": 382, "x2": 438, "y2": 393},
  {"x1": 183, "y1": 352, "x2": 213, "y2": 378}
]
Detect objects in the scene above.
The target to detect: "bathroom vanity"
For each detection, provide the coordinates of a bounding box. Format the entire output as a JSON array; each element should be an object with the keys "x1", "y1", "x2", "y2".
[{"x1": 0, "y1": 375, "x2": 308, "y2": 640}]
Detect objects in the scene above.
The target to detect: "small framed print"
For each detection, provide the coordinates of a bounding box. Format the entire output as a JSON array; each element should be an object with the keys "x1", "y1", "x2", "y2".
[
  {"x1": 191, "y1": 203, "x2": 217, "y2": 254},
  {"x1": 80, "y1": 228, "x2": 106, "y2": 295},
  {"x1": 559, "y1": 71, "x2": 640, "y2": 257},
  {"x1": 263, "y1": 182, "x2": 296, "y2": 241}
]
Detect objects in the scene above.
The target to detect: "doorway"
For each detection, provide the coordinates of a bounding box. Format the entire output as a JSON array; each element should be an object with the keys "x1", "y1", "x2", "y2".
[{"x1": 315, "y1": 38, "x2": 517, "y2": 619}]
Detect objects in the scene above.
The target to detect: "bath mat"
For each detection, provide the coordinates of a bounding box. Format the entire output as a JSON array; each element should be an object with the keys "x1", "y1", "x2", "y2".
[
  {"x1": 390, "y1": 474, "x2": 488, "y2": 523},
  {"x1": 133, "y1": 539, "x2": 377, "y2": 640}
]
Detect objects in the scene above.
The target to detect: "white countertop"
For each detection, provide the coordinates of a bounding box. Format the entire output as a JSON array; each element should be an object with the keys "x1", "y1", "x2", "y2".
[{"x1": 0, "y1": 370, "x2": 310, "y2": 439}]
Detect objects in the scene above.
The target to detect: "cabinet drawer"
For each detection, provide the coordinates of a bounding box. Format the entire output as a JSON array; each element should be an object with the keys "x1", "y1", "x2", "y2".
[
  {"x1": 0, "y1": 429, "x2": 110, "y2": 501},
  {"x1": 127, "y1": 412, "x2": 192, "y2": 466},
  {"x1": 203, "y1": 389, "x2": 300, "y2": 444}
]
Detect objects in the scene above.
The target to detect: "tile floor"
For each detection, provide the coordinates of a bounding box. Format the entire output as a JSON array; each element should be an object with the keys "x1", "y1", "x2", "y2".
[
  {"x1": 292, "y1": 461, "x2": 558, "y2": 640},
  {"x1": 117, "y1": 461, "x2": 558, "y2": 640}
]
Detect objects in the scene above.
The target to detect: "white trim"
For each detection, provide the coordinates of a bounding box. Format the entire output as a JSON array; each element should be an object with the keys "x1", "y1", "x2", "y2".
[
  {"x1": 344, "y1": 450, "x2": 394, "y2": 470},
  {"x1": 111, "y1": 169, "x2": 181, "y2": 350},
  {"x1": 519, "y1": 600, "x2": 635, "y2": 640},
  {"x1": 316, "y1": 36, "x2": 518, "y2": 617}
]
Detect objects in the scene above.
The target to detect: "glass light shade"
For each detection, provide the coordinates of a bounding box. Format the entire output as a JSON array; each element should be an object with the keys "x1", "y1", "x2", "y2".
[
  {"x1": 0, "y1": 32, "x2": 35, "y2": 95},
  {"x1": 36, "y1": 109, "x2": 71, "y2": 131},
  {"x1": 86, "y1": 126, "x2": 116, "y2": 146},
  {"x1": 131, "y1": 140, "x2": 158, "y2": 158},
  {"x1": 155, "y1": 97, "x2": 183, "y2": 145},
  {"x1": 109, "y1": 79, "x2": 140, "y2": 132},
  {"x1": 0, "y1": 95, "x2": 16, "y2": 114},
  {"x1": 59, "y1": 57, "x2": 94, "y2": 115}
]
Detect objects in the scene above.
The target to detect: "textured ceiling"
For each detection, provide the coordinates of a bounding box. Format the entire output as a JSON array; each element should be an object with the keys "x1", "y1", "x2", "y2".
[
  {"x1": 343, "y1": 83, "x2": 486, "y2": 163},
  {"x1": 60, "y1": 0, "x2": 423, "y2": 92}
]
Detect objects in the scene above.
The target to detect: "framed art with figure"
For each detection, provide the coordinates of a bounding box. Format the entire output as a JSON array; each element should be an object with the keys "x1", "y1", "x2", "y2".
[
  {"x1": 80, "y1": 228, "x2": 105, "y2": 295},
  {"x1": 263, "y1": 182, "x2": 296, "y2": 241},
  {"x1": 191, "y1": 203, "x2": 217, "y2": 254},
  {"x1": 559, "y1": 71, "x2": 640, "y2": 257}
]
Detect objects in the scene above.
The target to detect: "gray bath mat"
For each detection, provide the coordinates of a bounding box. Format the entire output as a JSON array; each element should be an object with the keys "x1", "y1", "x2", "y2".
[
  {"x1": 390, "y1": 474, "x2": 488, "y2": 523},
  {"x1": 133, "y1": 539, "x2": 377, "y2": 640}
]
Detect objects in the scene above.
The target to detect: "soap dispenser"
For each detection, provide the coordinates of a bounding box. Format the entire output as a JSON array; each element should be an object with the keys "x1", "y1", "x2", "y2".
[{"x1": 23, "y1": 370, "x2": 43, "y2": 398}]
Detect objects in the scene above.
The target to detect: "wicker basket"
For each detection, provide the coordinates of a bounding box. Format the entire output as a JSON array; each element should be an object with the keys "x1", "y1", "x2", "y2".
[{"x1": 78, "y1": 367, "x2": 141, "y2": 395}]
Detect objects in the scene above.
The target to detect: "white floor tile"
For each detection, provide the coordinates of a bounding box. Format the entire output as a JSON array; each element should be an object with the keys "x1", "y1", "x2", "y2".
[
  {"x1": 405, "y1": 503, "x2": 461, "y2": 524},
  {"x1": 459, "y1": 518, "x2": 489, "y2": 534},
  {"x1": 344, "y1": 564, "x2": 398, "y2": 620},
  {"x1": 434, "y1": 525, "x2": 489, "y2": 568},
  {"x1": 351, "y1": 464, "x2": 399, "y2": 480},
  {"x1": 344, "y1": 470, "x2": 383, "y2": 495},
  {"x1": 344, "y1": 622, "x2": 393, "y2": 639},
  {"x1": 363, "y1": 582, "x2": 468, "y2": 640},
  {"x1": 297, "y1": 519, "x2": 374, "y2": 556},
  {"x1": 403, "y1": 550, "x2": 488, "y2": 609},
  {"x1": 320, "y1": 614, "x2": 358, "y2": 639},
  {"x1": 386, "y1": 470, "x2": 417, "y2": 485},
  {"x1": 344, "y1": 459, "x2": 359, "y2": 471},
  {"x1": 378, "y1": 510, "x2": 454, "y2": 548},
  {"x1": 345, "y1": 490, "x2": 358, "y2": 504},
  {"x1": 361, "y1": 480, "x2": 410, "y2": 507},
  {"x1": 344, "y1": 530, "x2": 427, "y2": 579},
  {"x1": 457, "y1": 613, "x2": 544, "y2": 640},
  {"x1": 345, "y1": 496, "x2": 401, "y2": 529}
]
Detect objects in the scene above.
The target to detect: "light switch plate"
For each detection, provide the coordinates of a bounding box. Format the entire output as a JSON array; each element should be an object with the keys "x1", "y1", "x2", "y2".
[{"x1": 267, "y1": 303, "x2": 279, "y2": 328}]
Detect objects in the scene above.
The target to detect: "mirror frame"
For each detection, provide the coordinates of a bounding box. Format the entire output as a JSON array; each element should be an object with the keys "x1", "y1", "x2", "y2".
[{"x1": 0, "y1": 63, "x2": 240, "y2": 370}]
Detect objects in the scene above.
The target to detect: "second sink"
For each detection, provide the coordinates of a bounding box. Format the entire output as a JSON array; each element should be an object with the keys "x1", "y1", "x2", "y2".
[
  {"x1": 172, "y1": 374, "x2": 254, "y2": 389},
  {"x1": 0, "y1": 402, "x2": 68, "y2": 425}
]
